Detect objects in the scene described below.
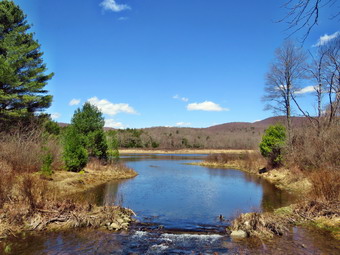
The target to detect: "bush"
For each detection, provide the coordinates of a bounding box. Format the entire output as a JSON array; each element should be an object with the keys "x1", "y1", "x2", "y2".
[
  {"x1": 287, "y1": 123, "x2": 340, "y2": 172},
  {"x1": 259, "y1": 124, "x2": 286, "y2": 168},
  {"x1": 63, "y1": 126, "x2": 88, "y2": 172}
]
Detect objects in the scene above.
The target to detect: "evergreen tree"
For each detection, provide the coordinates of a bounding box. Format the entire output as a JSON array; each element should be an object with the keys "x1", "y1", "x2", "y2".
[
  {"x1": 71, "y1": 102, "x2": 108, "y2": 160},
  {"x1": 63, "y1": 125, "x2": 88, "y2": 172},
  {"x1": 0, "y1": 1, "x2": 53, "y2": 126}
]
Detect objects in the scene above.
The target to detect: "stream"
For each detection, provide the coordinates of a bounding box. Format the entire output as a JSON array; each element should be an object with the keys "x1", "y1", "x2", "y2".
[{"x1": 8, "y1": 154, "x2": 340, "y2": 254}]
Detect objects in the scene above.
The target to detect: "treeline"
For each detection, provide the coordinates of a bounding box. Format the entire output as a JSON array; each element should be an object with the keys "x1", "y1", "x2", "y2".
[{"x1": 112, "y1": 126, "x2": 263, "y2": 150}]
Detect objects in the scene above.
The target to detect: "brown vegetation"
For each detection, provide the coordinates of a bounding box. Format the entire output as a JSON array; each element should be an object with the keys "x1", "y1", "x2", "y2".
[
  {"x1": 0, "y1": 129, "x2": 137, "y2": 240},
  {"x1": 0, "y1": 127, "x2": 63, "y2": 173},
  {"x1": 99, "y1": 116, "x2": 308, "y2": 150},
  {"x1": 231, "y1": 212, "x2": 289, "y2": 238},
  {"x1": 198, "y1": 151, "x2": 266, "y2": 174}
]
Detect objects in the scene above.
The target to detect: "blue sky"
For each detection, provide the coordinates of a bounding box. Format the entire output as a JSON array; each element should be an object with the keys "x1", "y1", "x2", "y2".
[{"x1": 14, "y1": 0, "x2": 339, "y2": 128}]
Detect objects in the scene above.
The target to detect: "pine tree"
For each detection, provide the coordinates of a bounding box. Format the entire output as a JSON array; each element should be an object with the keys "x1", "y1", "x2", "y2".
[
  {"x1": 71, "y1": 102, "x2": 108, "y2": 160},
  {"x1": 0, "y1": 1, "x2": 53, "y2": 125}
]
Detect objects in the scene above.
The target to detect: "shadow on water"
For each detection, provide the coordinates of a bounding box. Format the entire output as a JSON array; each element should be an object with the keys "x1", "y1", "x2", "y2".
[{"x1": 7, "y1": 154, "x2": 340, "y2": 254}]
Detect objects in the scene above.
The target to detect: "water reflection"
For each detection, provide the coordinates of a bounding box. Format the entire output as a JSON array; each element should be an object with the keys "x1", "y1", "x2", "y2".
[
  {"x1": 80, "y1": 155, "x2": 294, "y2": 231},
  {"x1": 7, "y1": 155, "x2": 339, "y2": 255}
]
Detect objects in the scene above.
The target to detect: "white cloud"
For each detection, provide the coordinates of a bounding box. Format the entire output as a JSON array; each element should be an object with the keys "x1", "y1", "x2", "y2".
[
  {"x1": 87, "y1": 97, "x2": 137, "y2": 116},
  {"x1": 295, "y1": 85, "x2": 315, "y2": 94},
  {"x1": 173, "y1": 94, "x2": 189, "y2": 102},
  {"x1": 51, "y1": 113, "x2": 61, "y2": 120},
  {"x1": 313, "y1": 31, "x2": 340, "y2": 47},
  {"x1": 187, "y1": 101, "x2": 229, "y2": 112},
  {"x1": 69, "y1": 99, "x2": 81, "y2": 106},
  {"x1": 100, "y1": 0, "x2": 130, "y2": 12},
  {"x1": 105, "y1": 119, "x2": 124, "y2": 129},
  {"x1": 175, "y1": 122, "x2": 191, "y2": 126}
]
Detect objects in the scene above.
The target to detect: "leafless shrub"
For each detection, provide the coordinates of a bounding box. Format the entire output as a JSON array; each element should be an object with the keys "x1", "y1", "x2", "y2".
[
  {"x1": 0, "y1": 127, "x2": 63, "y2": 173},
  {"x1": 309, "y1": 170, "x2": 340, "y2": 202},
  {"x1": 287, "y1": 123, "x2": 340, "y2": 171}
]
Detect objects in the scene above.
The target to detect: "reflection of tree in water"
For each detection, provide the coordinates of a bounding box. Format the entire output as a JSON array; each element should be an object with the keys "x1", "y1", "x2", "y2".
[
  {"x1": 103, "y1": 181, "x2": 121, "y2": 206},
  {"x1": 78, "y1": 180, "x2": 127, "y2": 206},
  {"x1": 260, "y1": 181, "x2": 294, "y2": 211}
]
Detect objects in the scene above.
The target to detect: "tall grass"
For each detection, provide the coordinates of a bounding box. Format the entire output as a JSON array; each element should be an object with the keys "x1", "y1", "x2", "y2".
[{"x1": 205, "y1": 151, "x2": 266, "y2": 172}]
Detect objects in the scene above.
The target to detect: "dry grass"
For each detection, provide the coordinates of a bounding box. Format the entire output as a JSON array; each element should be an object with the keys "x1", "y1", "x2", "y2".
[
  {"x1": 231, "y1": 212, "x2": 289, "y2": 238},
  {"x1": 195, "y1": 151, "x2": 266, "y2": 175},
  {"x1": 51, "y1": 159, "x2": 137, "y2": 196},
  {"x1": 0, "y1": 129, "x2": 137, "y2": 239},
  {"x1": 0, "y1": 161, "x2": 137, "y2": 239},
  {"x1": 119, "y1": 149, "x2": 254, "y2": 154}
]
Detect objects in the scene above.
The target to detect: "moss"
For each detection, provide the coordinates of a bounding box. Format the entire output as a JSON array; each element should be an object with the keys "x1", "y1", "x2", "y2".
[
  {"x1": 274, "y1": 206, "x2": 293, "y2": 216},
  {"x1": 4, "y1": 244, "x2": 11, "y2": 254}
]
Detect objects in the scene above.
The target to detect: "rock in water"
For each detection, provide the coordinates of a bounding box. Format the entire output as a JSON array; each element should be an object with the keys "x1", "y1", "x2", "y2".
[{"x1": 230, "y1": 230, "x2": 247, "y2": 238}]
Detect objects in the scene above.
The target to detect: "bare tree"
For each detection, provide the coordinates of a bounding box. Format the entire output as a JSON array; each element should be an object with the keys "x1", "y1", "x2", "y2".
[
  {"x1": 263, "y1": 40, "x2": 307, "y2": 138},
  {"x1": 280, "y1": 0, "x2": 340, "y2": 41},
  {"x1": 322, "y1": 36, "x2": 340, "y2": 124}
]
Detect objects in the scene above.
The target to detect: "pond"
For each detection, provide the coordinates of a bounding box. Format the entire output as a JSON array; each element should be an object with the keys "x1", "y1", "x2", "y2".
[{"x1": 8, "y1": 154, "x2": 340, "y2": 254}]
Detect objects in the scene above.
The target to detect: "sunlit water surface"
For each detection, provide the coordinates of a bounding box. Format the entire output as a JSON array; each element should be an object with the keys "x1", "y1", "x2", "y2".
[{"x1": 7, "y1": 154, "x2": 340, "y2": 254}]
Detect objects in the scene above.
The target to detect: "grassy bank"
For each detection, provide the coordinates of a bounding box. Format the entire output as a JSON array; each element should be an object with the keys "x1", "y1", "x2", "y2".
[{"x1": 51, "y1": 160, "x2": 137, "y2": 196}]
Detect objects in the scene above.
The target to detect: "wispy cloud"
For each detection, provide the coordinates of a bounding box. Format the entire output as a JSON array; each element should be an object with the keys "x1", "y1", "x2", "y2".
[
  {"x1": 118, "y1": 16, "x2": 129, "y2": 21},
  {"x1": 313, "y1": 31, "x2": 340, "y2": 47},
  {"x1": 105, "y1": 119, "x2": 124, "y2": 128},
  {"x1": 295, "y1": 85, "x2": 315, "y2": 94},
  {"x1": 175, "y1": 122, "x2": 191, "y2": 126},
  {"x1": 51, "y1": 113, "x2": 61, "y2": 120},
  {"x1": 173, "y1": 94, "x2": 189, "y2": 102},
  {"x1": 187, "y1": 101, "x2": 229, "y2": 112},
  {"x1": 87, "y1": 97, "x2": 137, "y2": 116},
  {"x1": 69, "y1": 99, "x2": 81, "y2": 106},
  {"x1": 100, "y1": 0, "x2": 130, "y2": 12}
]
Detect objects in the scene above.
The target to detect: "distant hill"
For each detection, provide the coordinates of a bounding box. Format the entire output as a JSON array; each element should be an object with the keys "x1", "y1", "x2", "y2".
[
  {"x1": 57, "y1": 116, "x2": 309, "y2": 150},
  {"x1": 206, "y1": 116, "x2": 308, "y2": 132}
]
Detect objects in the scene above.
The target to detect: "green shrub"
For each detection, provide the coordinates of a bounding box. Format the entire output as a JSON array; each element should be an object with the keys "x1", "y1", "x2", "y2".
[
  {"x1": 106, "y1": 130, "x2": 119, "y2": 163},
  {"x1": 259, "y1": 124, "x2": 286, "y2": 168},
  {"x1": 63, "y1": 126, "x2": 88, "y2": 172},
  {"x1": 41, "y1": 150, "x2": 53, "y2": 176}
]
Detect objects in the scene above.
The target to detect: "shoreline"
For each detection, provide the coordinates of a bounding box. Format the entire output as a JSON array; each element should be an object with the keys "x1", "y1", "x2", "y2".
[
  {"x1": 189, "y1": 161, "x2": 311, "y2": 194},
  {"x1": 189, "y1": 160, "x2": 339, "y2": 240},
  {"x1": 0, "y1": 163, "x2": 138, "y2": 242},
  {"x1": 119, "y1": 149, "x2": 254, "y2": 155}
]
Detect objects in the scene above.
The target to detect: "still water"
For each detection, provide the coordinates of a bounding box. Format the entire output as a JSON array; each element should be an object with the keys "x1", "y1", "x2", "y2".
[
  {"x1": 86, "y1": 154, "x2": 292, "y2": 232},
  {"x1": 8, "y1": 154, "x2": 339, "y2": 254}
]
